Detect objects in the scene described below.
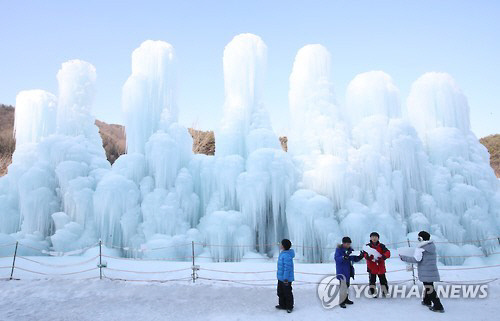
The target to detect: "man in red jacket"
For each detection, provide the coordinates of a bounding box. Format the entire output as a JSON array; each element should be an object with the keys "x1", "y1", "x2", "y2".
[{"x1": 363, "y1": 232, "x2": 390, "y2": 297}]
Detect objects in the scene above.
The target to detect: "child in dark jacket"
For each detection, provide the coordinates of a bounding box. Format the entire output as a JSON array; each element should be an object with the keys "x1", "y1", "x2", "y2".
[
  {"x1": 363, "y1": 232, "x2": 390, "y2": 297},
  {"x1": 334, "y1": 236, "x2": 363, "y2": 308},
  {"x1": 276, "y1": 239, "x2": 295, "y2": 313}
]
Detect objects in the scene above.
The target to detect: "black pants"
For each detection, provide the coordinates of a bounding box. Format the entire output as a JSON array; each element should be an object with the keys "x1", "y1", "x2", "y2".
[
  {"x1": 277, "y1": 281, "x2": 294, "y2": 310},
  {"x1": 369, "y1": 273, "x2": 388, "y2": 295},
  {"x1": 340, "y1": 279, "x2": 350, "y2": 304},
  {"x1": 423, "y1": 282, "x2": 443, "y2": 309}
]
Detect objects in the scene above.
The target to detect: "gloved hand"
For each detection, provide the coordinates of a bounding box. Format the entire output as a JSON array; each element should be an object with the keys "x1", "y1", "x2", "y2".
[
  {"x1": 369, "y1": 255, "x2": 374, "y2": 261},
  {"x1": 343, "y1": 254, "x2": 349, "y2": 261}
]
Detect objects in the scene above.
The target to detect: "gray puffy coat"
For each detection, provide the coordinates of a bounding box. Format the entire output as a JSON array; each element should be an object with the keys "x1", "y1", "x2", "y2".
[{"x1": 400, "y1": 240, "x2": 440, "y2": 282}]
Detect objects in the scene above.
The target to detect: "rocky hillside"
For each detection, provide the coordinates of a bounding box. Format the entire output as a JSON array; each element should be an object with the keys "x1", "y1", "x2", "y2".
[
  {"x1": 480, "y1": 134, "x2": 500, "y2": 177},
  {"x1": 1, "y1": 104, "x2": 498, "y2": 177},
  {"x1": 0, "y1": 105, "x2": 217, "y2": 176}
]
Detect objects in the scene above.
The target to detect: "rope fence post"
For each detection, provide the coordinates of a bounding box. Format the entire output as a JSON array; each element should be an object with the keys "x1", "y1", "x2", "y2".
[
  {"x1": 191, "y1": 241, "x2": 199, "y2": 283},
  {"x1": 9, "y1": 241, "x2": 18, "y2": 280},
  {"x1": 407, "y1": 238, "x2": 416, "y2": 285}
]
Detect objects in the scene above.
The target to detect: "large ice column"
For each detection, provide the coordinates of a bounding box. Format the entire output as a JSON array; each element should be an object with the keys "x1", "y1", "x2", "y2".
[
  {"x1": 237, "y1": 148, "x2": 296, "y2": 253},
  {"x1": 56, "y1": 60, "x2": 100, "y2": 144},
  {"x1": 341, "y1": 71, "x2": 422, "y2": 243},
  {"x1": 407, "y1": 72, "x2": 470, "y2": 139},
  {"x1": 123, "y1": 40, "x2": 177, "y2": 154},
  {"x1": 0, "y1": 59, "x2": 110, "y2": 253},
  {"x1": 288, "y1": 44, "x2": 348, "y2": 157},
  {"x1": 346, "y1": 71, "x2": 401, "y2": 129},
  {"x1": 198, "y1": 210, "x2": 253, "y2": 261},
  {"x1": 217, "y1": 33, "x2": 273, "y2": 157},
  {"x1": 94, "y1": 173, "x2": 141, "y2": 248},
  {"x1": 145, "y1": 123, "x2": 193, "y2": 189},
  {"x1": 14, "y1": 90, "x2": 57, "y2": 146},
  {"x1": 286, "y1": 189, "x2": 341, "y2": 262},
  {"x1": 288, "y1": 45, "x2": 350, "y2": 212},
  {"x1": 407, "y1": 73, "x2": 499, "y2": 257}
]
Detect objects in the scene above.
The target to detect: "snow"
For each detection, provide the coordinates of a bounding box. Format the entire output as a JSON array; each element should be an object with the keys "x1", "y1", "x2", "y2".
[{"x1": 0, "y1": 255, "x2": 499, "y2": 321}]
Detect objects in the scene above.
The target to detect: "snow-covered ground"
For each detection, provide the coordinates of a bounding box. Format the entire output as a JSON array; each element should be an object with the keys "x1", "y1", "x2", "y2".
[{"x1": 1, "y1": 253, "x2": 498, "y2": 321}]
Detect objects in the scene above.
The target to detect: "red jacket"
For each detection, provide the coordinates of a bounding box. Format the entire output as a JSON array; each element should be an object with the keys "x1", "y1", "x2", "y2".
[{"x1": 364, "y1": 241, "x2": 391, "y2": 274}]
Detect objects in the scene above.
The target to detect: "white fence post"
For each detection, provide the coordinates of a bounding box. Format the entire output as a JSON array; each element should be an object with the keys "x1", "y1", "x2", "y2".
[{"x1": 407, "y1": 238, "x2": 416, "y2": 285}]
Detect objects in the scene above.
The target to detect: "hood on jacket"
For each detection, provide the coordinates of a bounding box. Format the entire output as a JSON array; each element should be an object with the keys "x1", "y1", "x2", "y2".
[
  {"x1": 418, "y1": 240, "x2": 436, "y2": 254},
  {"x1": 283, "y1": 249, "x2": 295, "y2": 258}
]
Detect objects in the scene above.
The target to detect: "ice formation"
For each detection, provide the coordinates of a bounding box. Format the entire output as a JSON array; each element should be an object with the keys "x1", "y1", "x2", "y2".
[
  {"x1": 0, "y1": 36, "x2": 498, "y2": 264},
  {"x1": 14, "y1": 90, "x2": 57, "y2": 146},
  {"x1": 0, "y1": 60, "x2": 109, "y2": 256}
]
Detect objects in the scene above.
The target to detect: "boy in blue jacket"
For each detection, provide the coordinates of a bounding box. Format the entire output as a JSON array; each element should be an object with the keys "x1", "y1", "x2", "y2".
[
  {"x1": 334, "y1": 236, "x2": 364, "y2": 308},
  {"x1": 276, "y1": 239, "x2": 295, "y2": 313}
]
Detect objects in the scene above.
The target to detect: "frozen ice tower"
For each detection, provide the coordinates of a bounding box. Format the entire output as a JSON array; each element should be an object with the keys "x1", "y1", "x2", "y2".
[
  {"x1": 123, "y1": 40, "x2": 177, "y2": 154},
  {"x1": 407, "y1": 73, "x2": 499, "y2": 263},
  {"x1": 14, "y1": 90, "x2": 57, "y2": 147},
  {"x1": 0, "y1": 37, "x2": 498, "y2": 264},
  {"x1": 216, "y1": 33, "x2": 275, "y2": 158},
  {"x1": 0, "y1": 59, "x2": 109, "y2": 255}
]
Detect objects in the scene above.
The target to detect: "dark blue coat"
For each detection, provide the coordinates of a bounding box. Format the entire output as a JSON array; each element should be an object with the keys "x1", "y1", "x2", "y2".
[
  {"x1": 277, "y1": 249, "x2": 295, "y2": 282},
  {"x1": 334, "y1": 246, "x2": 362, "y2": 281}
]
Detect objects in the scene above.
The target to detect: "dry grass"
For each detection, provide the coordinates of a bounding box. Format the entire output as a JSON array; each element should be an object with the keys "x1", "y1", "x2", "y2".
[
  {"x1": 189, "y1": 128, "x2": 215, "y2": 155},
  {"x1": 480, "y1": 134, "x2": 500, "y2": 177}
]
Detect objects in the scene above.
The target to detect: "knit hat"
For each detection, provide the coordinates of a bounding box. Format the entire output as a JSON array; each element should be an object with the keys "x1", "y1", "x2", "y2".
[
  {"x1": 370, "y1": 232, "x2": 380, "y2": 238},
  {"x1": 418, "y1": 231, "x2": 431, "y2": 241},
  {"x1": 342, "y1": 236, "x2": 352, "y2": 244},
  {"x1": 281, "y1": 239, "x2": 292, "y2": 250}
]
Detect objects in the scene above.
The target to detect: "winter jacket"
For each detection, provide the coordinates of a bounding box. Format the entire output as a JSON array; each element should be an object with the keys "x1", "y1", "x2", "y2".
[
  {"x1": 400, "y1": 240, "x2": 440, "y2": 282},
  {"x1": 277, "y1": 249, "x2": 295, "y2": 282},
  {"x1": 334, "y1": 245, "x2": 363, "y2": 281},
  {"x1": 364, "y1": 241, "x2": 391, "y2": 274}
]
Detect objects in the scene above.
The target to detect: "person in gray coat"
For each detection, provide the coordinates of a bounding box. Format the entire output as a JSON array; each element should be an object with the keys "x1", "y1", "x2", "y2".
[{"x1": 399, "y1": 231, "x2": 445, "y2": 313}]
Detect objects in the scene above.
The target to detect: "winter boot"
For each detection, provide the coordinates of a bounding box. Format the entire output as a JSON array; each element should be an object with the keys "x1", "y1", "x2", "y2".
[
  {"x1": 429, "y1": 306, "x2": 445, "y2": 313},
  {"x1": 275, "y1": 305, "x2": 285, "y2": 310},
  {"x1": 421, "y1": 301, "x2": 432, "y2": 307}
]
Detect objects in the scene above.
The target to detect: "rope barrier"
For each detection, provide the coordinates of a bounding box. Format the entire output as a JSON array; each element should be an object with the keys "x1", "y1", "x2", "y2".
[
  {"x1": 14, "y1": 266, "x2": 98, "y2": 276},
  {"x1": 438, "y1": 264, "x2": 500, "y2": 271},
  {"x1": 199, "y1": 267, "x2": 275, "y2": 274},
  {"x1": 16, "y1": 242, "x2": 99, "y2": 256},
  {"x1": 197, "y1": 277, "x2": 277, "y2": 286},
  {"x1": 103, "y1": 272, "x2": 193, "y2": 283},
  {"x1": 101, "y1": 254, "x2": 193, "y2": 261},
  {"x1": 16, "y1": 255, "x2": 99, "y2": 268},
  {"x1": 438, "y1": 278, "x2": 499, "y2": 285},
  {"x1": 105, "y1": 267, "x2": 192, "y2": 274}
]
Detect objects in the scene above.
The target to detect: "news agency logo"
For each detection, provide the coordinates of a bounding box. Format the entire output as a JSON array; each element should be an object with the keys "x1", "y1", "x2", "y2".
[
  {"x1": 317, "y1": 274, "x2": 488, "y2": 309},
  {"x1": 317, "y1": 274, "x2": 348, "y2": 309}
]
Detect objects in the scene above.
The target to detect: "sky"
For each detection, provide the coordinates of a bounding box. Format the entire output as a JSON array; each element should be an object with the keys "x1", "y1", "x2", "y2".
[{"x1": 0, "y1": 0, "x2": 499, "y2": 138}]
